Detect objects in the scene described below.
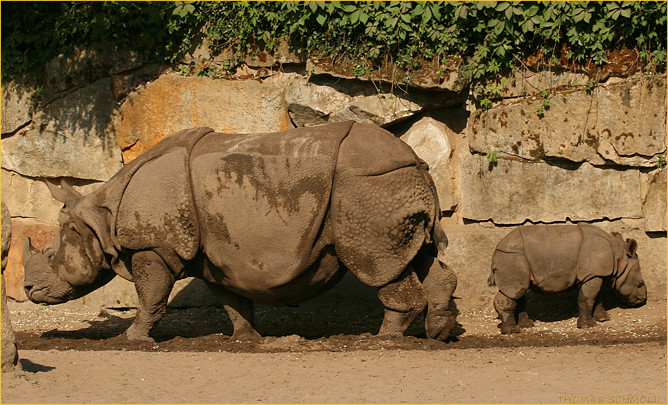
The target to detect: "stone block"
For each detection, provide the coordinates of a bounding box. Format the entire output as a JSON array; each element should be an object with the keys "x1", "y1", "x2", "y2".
[
  {"x1": 286, "y1": 75, "x2": 464, "y2": 128},
  {"x1": 75, "y1": 277, "x2": 217, "y2": 309},
  {"x1": 1, "y1": 169, "x2": 101, "y2": 224},
  {"x1": 470, "y1": 74, "x2": 666, "y2": 167},
  {"x1": 44, "y1": 46, "x2": 143, "y2": 93},
  {"x1": 499, "y1": 68, "x2": 591, "y2": 98},
  {"x1": 1, "y1": 81, "x2": 35, "y2": 135},
  {"x1": 1, "y1": 275, "x2": 18, "y2": 371},
  {"x1": 1, "y1": 78, "x2": 123, "y2": 181},
  {"x1": 642, "y1": 170, "x2": 667, "y2": 232},
  {"x1": 330, "y1": 94, "x2": 423, "y2": 127},
  {"x1": 285, "y1": 76, "x2": 355, "y2": 127},
  {"x1": 113, "y1": 74, "x2": 292, "y2": 162},
  {"x1": 439, "y1": 221, "x2": 507, "y2": 312},
  {"x1": 459, "y1": 154, "x2": 642, "y2": 224},
  {"x1": 305, "y1": 57, "x2": 463, "y2": 91},
  {"x1": 400, "y1": 117, "x2": 457, "y2": 211}
]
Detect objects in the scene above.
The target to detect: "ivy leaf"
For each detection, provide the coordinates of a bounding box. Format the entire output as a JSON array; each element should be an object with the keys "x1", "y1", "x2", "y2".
[
  {"x1": 430, "y1": 4, "x2": 441, "y2": 20},
  {"x1": 316, "y1": 13, "x2": 327, "y2": 26},
  {"x1": 342, "y1": 4, "x2": 356, "y2": 13},
  {"x1": 496, "y1": 2, "x2": 510, "y2": 12},
  {"x1": 350, "y1": 9, "x2": 360, "y2": 24}
]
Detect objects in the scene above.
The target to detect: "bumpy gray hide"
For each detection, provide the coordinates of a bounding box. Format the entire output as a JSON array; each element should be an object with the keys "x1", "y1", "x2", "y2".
[
  {"x1": 23, "y1": 121, "x2": 457, "y2": 342},
  {"x1": 489, "y1": 224, "x2": 647, "y2": 333}
]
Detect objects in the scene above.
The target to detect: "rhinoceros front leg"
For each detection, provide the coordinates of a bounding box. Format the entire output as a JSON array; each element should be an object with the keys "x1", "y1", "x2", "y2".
[
  {"x1": 577, "y1": 278, "x2": 603, "y2": 328},
  {"x1": 124, "y1": 251, "x2": 175, "y2": 342},
  {"x1": 593, "y1": 300, "x2": 610, "y2": 322},
  {"x1": 413, "y1": 253, "x2": 457, "y2": 340},
  {"x1": 592, "y1": 287, "x2": 610, "y2": 322},
  {"x1": 204, "y1": 282, "x2": 261, "y2": 341},
  {"x1": 377, "y1": 268, "x2": 427, "y2": 337},
  {"x1": 516, "y1": 296, "x2": 534, "y2": 329}
]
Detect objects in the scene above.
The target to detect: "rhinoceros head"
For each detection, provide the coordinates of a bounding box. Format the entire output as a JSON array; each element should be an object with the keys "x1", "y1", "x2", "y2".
[
  {"x1": 23, "y1": 180, "x2": 114, "y2": 304},
  {"x1": 610, "y1": 233, "x2": 647, "y2": 307}
]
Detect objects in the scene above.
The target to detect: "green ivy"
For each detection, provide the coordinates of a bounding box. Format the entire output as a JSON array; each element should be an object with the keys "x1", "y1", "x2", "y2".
[{"x1": 2, "y1": 1, "x2": 666, "y2": 89}]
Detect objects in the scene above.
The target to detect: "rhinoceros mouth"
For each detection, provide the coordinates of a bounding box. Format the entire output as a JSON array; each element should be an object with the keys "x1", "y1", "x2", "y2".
[
  {"x1": 25, "y1": 285, "x2": 49, "y2": 302},
  {"x1": 26, "y1": 285, "x2": 67, "y2": 305}
]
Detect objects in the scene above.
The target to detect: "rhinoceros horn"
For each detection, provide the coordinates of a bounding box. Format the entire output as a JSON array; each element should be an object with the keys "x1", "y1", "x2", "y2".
[
  {"x1": 45, "y1": 178, "x2": 81, "y2": 206},
  {"x1": 22, "y1": 237, "x2": 39, "y2": 260}
]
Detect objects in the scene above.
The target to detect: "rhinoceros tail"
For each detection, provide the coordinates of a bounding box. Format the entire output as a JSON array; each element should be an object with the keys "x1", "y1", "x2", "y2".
[
  {"x1": 487, "y1": 269, "x2": 496, "y2": 287},
  {"x1": 432, "y1": 220, "x2": 448, "y2": 258}
]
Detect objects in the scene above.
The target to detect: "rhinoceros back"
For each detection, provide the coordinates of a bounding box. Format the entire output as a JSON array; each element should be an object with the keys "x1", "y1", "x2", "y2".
[{"x1": 189, "y1": 121, "x2": 354, "y2": 291}]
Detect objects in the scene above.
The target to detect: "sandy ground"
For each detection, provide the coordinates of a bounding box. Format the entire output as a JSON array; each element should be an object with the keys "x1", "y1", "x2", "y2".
[
  {"x1": 1, "y1": 291, "x2": 666, "y2": 404},
  {"x1": 2, "y1": 343, "x2": 666, "y2": 404}
]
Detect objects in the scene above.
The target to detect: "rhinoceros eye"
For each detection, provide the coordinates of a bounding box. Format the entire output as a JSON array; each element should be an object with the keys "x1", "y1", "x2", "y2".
[{"x1": 44, "y1": 247, "x2": 54, "y2": 260}]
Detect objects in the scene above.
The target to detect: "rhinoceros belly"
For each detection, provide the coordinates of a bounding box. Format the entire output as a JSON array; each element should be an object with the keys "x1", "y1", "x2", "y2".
[{"x1": 189, "y1": 125, "x2": 350, "y2": 294}]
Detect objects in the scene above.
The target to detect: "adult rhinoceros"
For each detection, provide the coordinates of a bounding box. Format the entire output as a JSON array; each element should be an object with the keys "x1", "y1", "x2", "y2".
[{"x1": 23, "y1": 121, "x2": 457, "y2": 342}]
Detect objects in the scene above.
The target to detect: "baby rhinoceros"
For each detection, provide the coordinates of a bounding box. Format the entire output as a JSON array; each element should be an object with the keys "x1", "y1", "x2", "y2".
[{"x1": 488, "y1": 224, "x2": 647, "y2": 334}]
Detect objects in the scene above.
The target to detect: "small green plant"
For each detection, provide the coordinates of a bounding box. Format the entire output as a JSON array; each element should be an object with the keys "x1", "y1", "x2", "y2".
[
  {"x1": 537, "y1": 89, "x2": 550, "y2": 117},
  {"x1": 352, "y1": 63, "x2": 372, "y2": 78},
  {"x1": 178, "y1": 65, "x2": 191, "y2": 76},
  {"x1": 657, "y1": 154, "x2": 666, "y2": 170},
  {"x1": 585, "y1": 79, "x2": 597, "y2": 93},
  {"x1": 487, "y1": 150, "x2": 498, "y2": 164}
]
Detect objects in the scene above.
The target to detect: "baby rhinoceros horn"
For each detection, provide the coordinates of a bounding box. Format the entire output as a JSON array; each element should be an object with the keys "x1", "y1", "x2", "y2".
[{"x1": 22, "y1": 237, "x2": 39, "y2": 260}]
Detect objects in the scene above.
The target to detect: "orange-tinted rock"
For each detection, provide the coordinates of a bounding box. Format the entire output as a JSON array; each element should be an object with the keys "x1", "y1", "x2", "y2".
[{"x1": 114, "y1": 74, "x2": 292, "y2": 163}]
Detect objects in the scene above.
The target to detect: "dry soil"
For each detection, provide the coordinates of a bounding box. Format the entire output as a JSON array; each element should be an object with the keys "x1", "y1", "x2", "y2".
[{"x1": 1, "y1": 286, "x2": 666, "y2": 404}]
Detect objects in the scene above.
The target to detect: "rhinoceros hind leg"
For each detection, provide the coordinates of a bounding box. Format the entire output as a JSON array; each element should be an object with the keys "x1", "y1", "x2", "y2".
[
  {"x1": 125, "y1": 251, "x2": 175, "y2": 342},
  {"x1": 377, "y1": 267, "x2": 426, "y2": 337},
  {"x1": 516, "y1": 296, "x2": 534, "y2": 328},
  {"x1": 494, "y1": 291, "x2": 521, "y2": 334},
  {"x1": 204, "y1": 282, "x2": 261, "y2": 341}
]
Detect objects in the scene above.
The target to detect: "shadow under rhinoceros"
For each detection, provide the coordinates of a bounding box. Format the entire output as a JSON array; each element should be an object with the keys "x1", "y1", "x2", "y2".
[
  {"x1": 36, "y1": 272, "x2": 465, "y2": 343},
  {"x1": 523, "y1": 284, "x2": 625, "y2": 323}
]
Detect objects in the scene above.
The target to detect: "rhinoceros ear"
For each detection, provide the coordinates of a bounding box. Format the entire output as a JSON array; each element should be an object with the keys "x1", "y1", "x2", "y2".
[
  {"x1": 625, "y1": 238, "x2": 638, "y2": 257},
  {"x1": 45, "y1": 178, "x2": 82, "y2": 206}
]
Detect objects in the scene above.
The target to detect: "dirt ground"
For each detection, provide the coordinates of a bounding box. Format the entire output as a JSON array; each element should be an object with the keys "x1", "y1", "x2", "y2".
[{"x1": 1, "y1": 284, "x2": 667, "y2": 404}]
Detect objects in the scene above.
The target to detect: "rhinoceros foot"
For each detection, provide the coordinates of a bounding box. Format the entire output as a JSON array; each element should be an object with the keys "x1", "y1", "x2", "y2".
[
  {"x1": 230, "y1": 328, "x2": 262, "y2": 342},
  {"x1": 593, "y1": 304, "x2": 610, "y2": 322},
  {"x1": 123, "y1": 324, "x2": 155, "y2": 343},
  {"x1": 576, "y1": 317, "x2": 597, "y2": 329},
  {"x1": 499, "y1": 323, "x2": 521, "y2": 334},
  {"x1": 426, "y1": 310, "x2": 455, "y2": 340},
  {"x1": 516, "y1": 312, "x2": 535, "y2": 329}
]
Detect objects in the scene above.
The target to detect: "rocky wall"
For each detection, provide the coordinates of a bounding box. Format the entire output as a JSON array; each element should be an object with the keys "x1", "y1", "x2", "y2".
[{"x1": 1, "y1": 51, "x2": 665, "y2": 315}]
